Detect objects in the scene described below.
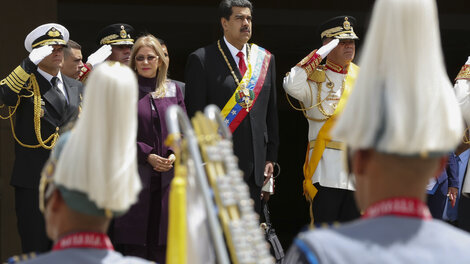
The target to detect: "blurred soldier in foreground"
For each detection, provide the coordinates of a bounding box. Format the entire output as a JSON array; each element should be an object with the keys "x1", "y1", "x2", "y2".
[
  {"x1": 17, "y1": 62, "x2": 152, "y2": 263},
  {"x1": 285, "y1": 0, "x2": 470, "y2": 262}
]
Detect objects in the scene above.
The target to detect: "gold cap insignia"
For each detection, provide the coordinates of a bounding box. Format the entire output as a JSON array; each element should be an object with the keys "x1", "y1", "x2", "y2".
[
  {"x1": 47, "y1": 27, "x2": 60, "y2": 37},
  {"x1": 120, "y1": 25, "x2": 127, "y2": 39},
  {"x1": 343, "y1": 17, "x2": 351, "y2": 30}
]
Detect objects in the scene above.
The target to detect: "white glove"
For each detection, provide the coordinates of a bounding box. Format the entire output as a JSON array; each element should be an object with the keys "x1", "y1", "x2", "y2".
[
  {"x1": 465, "y1": 56, "x2": 470, "y2": 65},
  {"x1": 316, "y1": 38, "x2": 340, "y2": 59},
  {"x1": 86, "y1": 45, "x2": 112, "y2": 67},
  {"x1": 29, "y1": 45, "x2": 53, "y2": 65}
]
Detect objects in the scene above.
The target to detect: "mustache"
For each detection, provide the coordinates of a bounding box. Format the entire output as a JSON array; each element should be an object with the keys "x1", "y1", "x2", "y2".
[{"x1": 240, "y1": 26, "x2": 250, "y2": 32}]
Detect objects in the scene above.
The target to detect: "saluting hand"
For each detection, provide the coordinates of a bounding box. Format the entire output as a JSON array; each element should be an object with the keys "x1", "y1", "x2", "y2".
[
  {"x1": 29, "y1": 45, "x2": 53, "y2": 65},
  {"x1": 87, "y1": 45, "x2": 112, "y2": 68},
  {"x1": 317, "y1": 38, "x2": 340, "y2": 59}
]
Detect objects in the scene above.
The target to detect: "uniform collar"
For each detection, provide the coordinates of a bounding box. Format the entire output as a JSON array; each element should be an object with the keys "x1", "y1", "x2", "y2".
[
  {"x1": 362, "y1": 197, "x2": 432, "y2": 220},
  {"x1": 326, "y1": 59, "x2": 348, "y2": 74}
]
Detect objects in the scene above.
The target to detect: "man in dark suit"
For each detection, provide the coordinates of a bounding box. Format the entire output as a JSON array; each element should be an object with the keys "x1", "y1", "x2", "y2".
[
  {"x1": 184, "y1": 0, "x2": 279, "y2": 215},
  {"x1": 426, "y1": 153, "x2": 459, "y2": 218},
  {"x1": 0, "y1": 23, "x2": 83, "y2": 253}
]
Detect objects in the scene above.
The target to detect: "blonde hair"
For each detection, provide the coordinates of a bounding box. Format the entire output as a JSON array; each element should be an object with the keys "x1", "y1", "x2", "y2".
[
  {"x1": 130, "y1": 34, "x2": 169, "y2": 92},
  {"x1": 333, "y1": 0, "x2": 463, "y2": 155},
  {"x1": 53, "y1": 62, "x2": 141, "y2": 212}
]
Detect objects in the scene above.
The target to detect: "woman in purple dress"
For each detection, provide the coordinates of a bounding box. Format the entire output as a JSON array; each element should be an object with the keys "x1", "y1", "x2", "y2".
[{"x1": 112, "y1": 34, "x2": 186, "y2": 263}]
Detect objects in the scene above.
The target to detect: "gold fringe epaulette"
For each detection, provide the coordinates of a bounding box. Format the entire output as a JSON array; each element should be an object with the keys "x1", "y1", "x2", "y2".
[
  {"x1": 307, "y1": 65, "x2": 326, "y2": 83},
  {"x1": 456, "y1": 64, "x2": 470, "y2": 80}
]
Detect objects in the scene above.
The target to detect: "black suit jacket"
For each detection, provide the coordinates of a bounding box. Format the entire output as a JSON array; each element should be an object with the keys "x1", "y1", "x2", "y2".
[
  {"x1": 0, "y1": 58, "x2": 83, "y2": 188},
  {"x1": 184, "y1": 39, "x2": 279, "y2": 187}
]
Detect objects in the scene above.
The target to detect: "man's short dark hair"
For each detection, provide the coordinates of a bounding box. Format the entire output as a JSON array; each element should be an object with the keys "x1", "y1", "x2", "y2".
[
  {"x1": 218, "y1": 0, "x2": 253, "y2": 20},
  {"x1": 64, "y1": 39, "x2": 81, "y2": 58}
]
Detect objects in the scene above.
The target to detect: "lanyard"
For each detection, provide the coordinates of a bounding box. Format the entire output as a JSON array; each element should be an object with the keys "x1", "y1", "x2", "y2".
[
  {"x1": 362, "y1": 197, "x2": 432, "y2": 220},
  {"x1": 53, "y1": 232, "x2": 114, "y2": 251}
]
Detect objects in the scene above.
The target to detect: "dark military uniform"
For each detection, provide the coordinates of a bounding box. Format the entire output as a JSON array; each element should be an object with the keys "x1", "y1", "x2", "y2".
[{"x1": 0, "y1": 23, "x2": 83, "y2": 252}]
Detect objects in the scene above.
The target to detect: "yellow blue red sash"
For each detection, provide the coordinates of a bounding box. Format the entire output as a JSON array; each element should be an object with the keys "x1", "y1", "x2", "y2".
[{"x1": 221, "y1": 44, "x2": 271, "y2": 132}]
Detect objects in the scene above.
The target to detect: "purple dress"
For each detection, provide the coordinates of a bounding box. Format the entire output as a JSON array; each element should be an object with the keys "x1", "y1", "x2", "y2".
[{"x1": 113, "y1": 75, "x2": 186, "y2": 262}]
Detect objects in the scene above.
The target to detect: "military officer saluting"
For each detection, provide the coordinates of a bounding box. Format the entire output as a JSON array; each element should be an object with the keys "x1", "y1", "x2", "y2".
[
  {"x1": 78, "y1": 23, "x2": 135, "y2": 82},
  {"x1": 283, "y1": 16, "x2": 360, "y2": 225},
  {"x1": 0, "y1": 23, "x2": 83, "y2": 253},
  {"x1": 285, "y1": 0, "x2": 470, "y2": 262}
]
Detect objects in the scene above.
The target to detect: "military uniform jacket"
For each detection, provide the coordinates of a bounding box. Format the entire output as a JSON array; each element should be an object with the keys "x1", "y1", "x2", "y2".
[
  {"x1": 184, "y1": 39, "x2": 279, "y2": 187},
  {"x1": 285, "y1": 215, "x2": 470, "y2": 264},
  {"x1": 0, "y1": 58, "x2": 83, "y2": 188},
  {"x1": 283, "y1": 59, "x2": 354, "y2": 190},
  {"x1": 19, "y1": 248, "x2": 154, "y2": 264}
]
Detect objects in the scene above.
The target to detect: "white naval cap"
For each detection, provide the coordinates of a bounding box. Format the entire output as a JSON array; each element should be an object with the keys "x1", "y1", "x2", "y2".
[
  {"x1": 24, "y1": 23, "x2": 69, "y2": 52},
  {"x1": 41, "y1": 62, "x2": 141, "y2": 217},
  {"x1": 332, "y1": 0, "x2": 463, "y2": 157}
]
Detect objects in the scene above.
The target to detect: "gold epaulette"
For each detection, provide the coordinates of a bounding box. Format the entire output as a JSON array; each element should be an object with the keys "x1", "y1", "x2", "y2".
[
  {"x1": 456, "y1": 64, "x2": 470, "y2": 80},
  {"x1": 0, "y1": 66, "x2": 31, "y2": 94},
  {"x1": 307, "y1": 65, "x2": 326, "y2": 83}
]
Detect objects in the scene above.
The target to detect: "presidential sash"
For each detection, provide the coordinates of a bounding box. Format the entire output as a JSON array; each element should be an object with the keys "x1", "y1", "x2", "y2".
[{"x1": 221, "y1": 44, "x2": 271, "y2": 133}]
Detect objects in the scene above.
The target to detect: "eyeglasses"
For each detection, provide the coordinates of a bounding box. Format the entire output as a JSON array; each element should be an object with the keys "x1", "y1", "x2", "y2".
[
  {"x1": 39, "y1": 159, "x2": 57, "y2": 213},
  {"x1": 135, "y1": 55, "x2": 158, "y2": 62}
]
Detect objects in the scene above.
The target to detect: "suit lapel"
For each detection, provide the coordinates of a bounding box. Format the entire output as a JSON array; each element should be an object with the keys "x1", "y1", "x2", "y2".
[
  {"x1": 36, "y1": 72, "x2": 66, "y2": 116},
  {"x1": 219, "y1": 39, "x2": 242, "y2": 91},
  {"x1": 63, "y1": 75, "x2": 79, "y2": 111},
  {"x1": 60, "y1": 75, "x2": 81, "y2": 125}
]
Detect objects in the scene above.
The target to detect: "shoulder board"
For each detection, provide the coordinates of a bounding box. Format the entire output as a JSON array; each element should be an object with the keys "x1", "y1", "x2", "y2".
[
  {"x1": 307, "y1": 65, "x2": 327, "y2": 83},
  {"x1": 5, "y1": 252, "x2": 38, "y2": 263}
]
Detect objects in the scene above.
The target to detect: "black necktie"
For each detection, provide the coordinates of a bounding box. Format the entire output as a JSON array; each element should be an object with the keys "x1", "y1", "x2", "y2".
[{"x1": 51, "y1": 77, "x2": 67, "y2": 112}]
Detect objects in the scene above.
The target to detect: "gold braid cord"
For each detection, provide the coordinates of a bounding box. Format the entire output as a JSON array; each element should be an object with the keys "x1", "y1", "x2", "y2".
[
  {"x1": 6, "y1": 74, "x2": 59, "y2": 149},
  {"x1": 285, "y1": 51, "x2": 339, "y2": 122},
  {"x1": 463, "y1": 127, "x2": 470, "y2": 145},
  {"x1": 192, "y1": 112, "x2": 273, "y2": 264},
  {"x1": 286, "y1": 77, "x2": 345, "y2": 123}
]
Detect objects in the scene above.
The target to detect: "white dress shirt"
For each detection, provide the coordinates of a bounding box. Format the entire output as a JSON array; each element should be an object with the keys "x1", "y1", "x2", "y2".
[
  {"x1": 37, "y1": 67, "x2": 69, "y2": 103},
  {"x1": 223, "y1": 36, "x2": 247, "y2": 69}
]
